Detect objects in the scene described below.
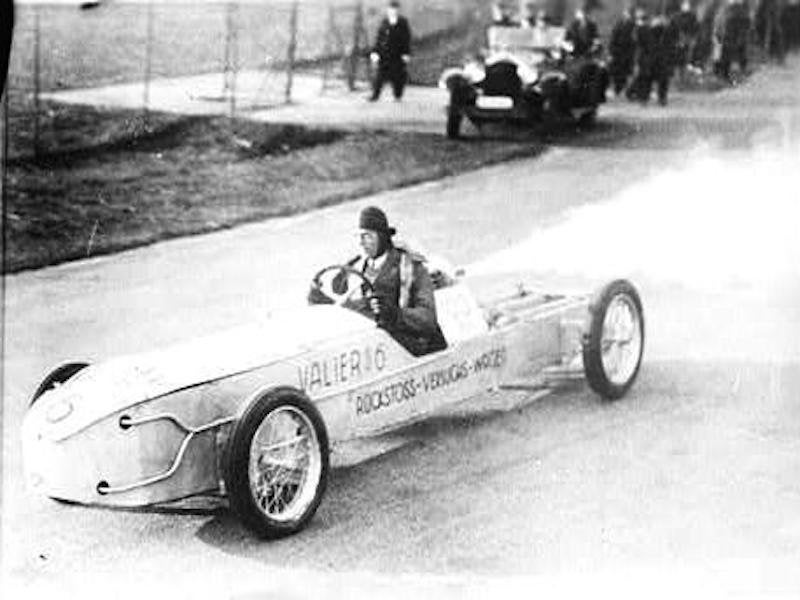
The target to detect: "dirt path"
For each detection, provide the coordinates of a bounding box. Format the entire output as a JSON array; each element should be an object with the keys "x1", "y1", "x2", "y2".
[{"x1": 42, "y1": 70, "x2": 449, "y2": 133}]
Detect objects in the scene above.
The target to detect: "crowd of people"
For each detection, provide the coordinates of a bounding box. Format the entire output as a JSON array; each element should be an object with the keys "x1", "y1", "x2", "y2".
[
  {"x1": 490, "y1": 0, "x2": 799, "y2": 107},
  {"x1": 605, "y1": 0, "x2": 800, "y2": 104}
]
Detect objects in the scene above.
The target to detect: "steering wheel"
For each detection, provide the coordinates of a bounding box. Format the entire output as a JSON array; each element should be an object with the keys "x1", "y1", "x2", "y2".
[{"x1": 310, "y1": 264, "x2": 375, "y2": 306}]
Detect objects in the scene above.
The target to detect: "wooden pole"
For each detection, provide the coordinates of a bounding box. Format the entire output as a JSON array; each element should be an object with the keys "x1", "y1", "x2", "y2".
[
  {"x1": 229, "y1": 2, "x2": 239, "y2": 119},
  {"x1": 285, "y1": 0, "x2": 299, "y2": 103},
  {"x1": 321, "y1": 2, "x2": 335, "y2": 92},
  {"x1": 223, "y1": 2, "x2": 238, "y2": 119},
  {"x1": 223, "y1": 1, "x2": 232, "y2": 96},
  {"x1": 348, "y1": 1, "x2": 364, "y2": 91},
  {"x1": 143, "y1": 0, "x2": 154, "y2": 121},
  {"x1": 33, "y1": 5, "x2": 41, "y2": 157}
]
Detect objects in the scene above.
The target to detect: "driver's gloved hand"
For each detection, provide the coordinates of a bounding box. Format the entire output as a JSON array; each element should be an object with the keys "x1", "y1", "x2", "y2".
[
  {"x1": 331, "y1": 269, "x2": 349, "y2": 295},
  {"x1": 370, "y1": 296, "x2": 398, "y2": 328}
]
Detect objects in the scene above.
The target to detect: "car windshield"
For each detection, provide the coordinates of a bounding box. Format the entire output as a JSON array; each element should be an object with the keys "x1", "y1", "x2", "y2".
[{"x1": 487, "y1": 25, "x2": 566, "y2": 53}]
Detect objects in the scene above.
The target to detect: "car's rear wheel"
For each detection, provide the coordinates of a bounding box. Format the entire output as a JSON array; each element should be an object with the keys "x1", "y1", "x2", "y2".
[
  {"x1": 582, "y1": 280, "x2": 644, "y2": 400},
  {"x1": 30, "y1": 362, "x2": 90, "y2": 407},
  {"x1": 446, "y1": 106, "x2": 463, "y2": 139},
  {"x1": 225, "y1": 387, "x2": 329, "y2": 539}
]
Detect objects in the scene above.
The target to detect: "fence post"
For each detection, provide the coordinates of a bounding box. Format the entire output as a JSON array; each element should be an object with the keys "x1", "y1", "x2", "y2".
[
  {"x1": 33, "y1": 4, "x2": 41, "y2": 157},
  {"x1": 2, "y1": 83, "x2": 8, "y2": 239},
  {"x1": 347, "y1": 1, "x2": 365, "y2": 91},
  {"x1": 143, "y1": 0, "x2": 154, "y2": 121},
  {"x1": 285, "y1": 0, "x2": 299, "y2": 103},
  {"x1": 321, "y1": 3, "x2": 335, "y2": 92},
  {"x1": 224, "y1": 1, "x2": 238, "y2": 120}
]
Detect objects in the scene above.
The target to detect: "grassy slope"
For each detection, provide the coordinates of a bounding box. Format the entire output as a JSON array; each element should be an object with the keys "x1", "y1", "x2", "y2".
[
  {"x1": 5, "y1": 0, "x2": 641, "y2": 274},
  {"x1": 5, "y1": 115, "x2": 548, "y2": 273},
  {"x1": 6, "y1": 0, "x2": 483, "y2": 158}
]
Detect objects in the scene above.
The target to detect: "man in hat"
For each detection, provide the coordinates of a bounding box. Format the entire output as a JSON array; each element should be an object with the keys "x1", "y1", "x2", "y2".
[
  {"x1": 369, "y1": 0, "x2": 412, "y2": 101},
  {"x1": 609, "y1": 6, "x2": 637, "y2": 95},
  {"x1": 564, "y1": 5, "x2": 600, "y2": 57},
  {"x1": 716, "y1": 0, "x2": 751, "y2": 82},
  {"x1": 312, "y1": 207, "x2": 447, "y2": 357}
]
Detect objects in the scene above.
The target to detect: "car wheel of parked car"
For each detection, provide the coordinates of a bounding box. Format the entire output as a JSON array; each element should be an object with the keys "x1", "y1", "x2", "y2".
[
  {"x1": 225, "y1": 387, "x2": 329, "y2": 539},
  {"x1": 577, "y1": 108, "x2": 597, "y2": 128},
  {"x1": 30, "y1": 362, "x2": 90, "y2": 406},
  {"x1": 446, "y1": 107, "x2": 463, "y2": 139},
  {"x1": 582, "y1": 280, "x2": 644, "y2": 400}
]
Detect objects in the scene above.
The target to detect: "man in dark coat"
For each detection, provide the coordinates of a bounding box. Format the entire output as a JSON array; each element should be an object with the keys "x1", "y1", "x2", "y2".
[
  {"x1": 565, "y1": 6, "x2": 600, "y2": 57},
  {"x1": 756, "y1": 0, "x2": 786, "y2": 62},
  {"x1": 609, "y1": 7, "x2": 637, "y2": 95},
  {"x1": 369, "y1": 0, "x2": 412, "y2": 101},
  {"x1": 649, "y1": 14, "x2": 680, "y2": 104},
  {"x1": 628, "y1": 11, "x2": 678, "y2": 104},
  {"x1": 674, "y1": 0, "x2": 701, "y2": 79},
  {"x1": 312, "y1": 207, "x2": 447, "y2": 357},
  {"x1": 716, "y1": 0, "x2": 751, "y2": 81},
  {"x1": 627, "y1": 8, "x2": 653, "y2": 101}
]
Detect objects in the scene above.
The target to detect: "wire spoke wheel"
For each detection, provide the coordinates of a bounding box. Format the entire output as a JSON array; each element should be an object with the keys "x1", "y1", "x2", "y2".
[
  {"x1": 583, "y1": 280, "x2": 645, "y2": 400},
  {"x1": 225, "y1": 388, "x2": 329, "y2": 539},
  {"x1": 600, "y1": 294, "x2": 642, "y2": 386},
  {"x1": 248, "y1": 407, "x2": 320, "y2": 523}
]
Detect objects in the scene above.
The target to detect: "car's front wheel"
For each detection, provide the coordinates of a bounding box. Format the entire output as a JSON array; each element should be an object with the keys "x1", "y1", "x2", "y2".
[
  {"x1": 582, "y1": 280, "x2": 644, "y2": 400},
  {"x1": 446, "y1": 106, "x2": 463, "y2": 139},
  {"x1": 225, "y1": 387, "x2": 329, "y2": 539},
  {"x1": 577, "y1": 108, "x2": 597, "y2": 128}
]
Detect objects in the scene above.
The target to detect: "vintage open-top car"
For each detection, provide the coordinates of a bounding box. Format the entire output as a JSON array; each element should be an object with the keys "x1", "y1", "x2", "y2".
[
  {"x1": 439, "y1": 24, "x2": 609, "y2": 138},
  {"x1": 23, "y1": 261, "x2": 644, "y2": 539}
]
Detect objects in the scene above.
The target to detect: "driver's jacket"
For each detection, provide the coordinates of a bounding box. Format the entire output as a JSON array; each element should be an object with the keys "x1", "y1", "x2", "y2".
[{"x1": 344, "y1": 247, "x2": 447, "y2": 357}]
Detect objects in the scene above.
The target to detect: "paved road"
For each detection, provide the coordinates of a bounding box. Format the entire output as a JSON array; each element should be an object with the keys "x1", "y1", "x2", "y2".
[{"x1": 4, "y1": 57, "x2": 800, "y2": 599}]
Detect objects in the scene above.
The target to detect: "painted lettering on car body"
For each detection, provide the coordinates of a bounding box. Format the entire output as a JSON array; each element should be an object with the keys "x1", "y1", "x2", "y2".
[
  {"x1": 297, "y1": 344, "x2": 387, "y2": 393},
  {"x1": 352, "y1": 346, "x2": 507, "y2": 417}
]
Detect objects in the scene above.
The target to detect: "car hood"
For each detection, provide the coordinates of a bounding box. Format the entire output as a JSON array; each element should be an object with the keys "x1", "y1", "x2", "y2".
[{"x1": 25, "y1": 305, "x2": 374, "y2": 440}]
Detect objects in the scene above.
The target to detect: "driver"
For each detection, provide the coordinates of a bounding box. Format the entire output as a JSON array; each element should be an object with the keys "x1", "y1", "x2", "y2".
[{"x1": 315, "y1": 207, "x2": 447, "y2": 357}]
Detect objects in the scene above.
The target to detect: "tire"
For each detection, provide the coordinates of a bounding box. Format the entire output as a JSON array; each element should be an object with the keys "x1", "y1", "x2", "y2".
[
  {"x1": 446, "y1": 107, "x2": 462, "y2": 139},
  {"x1": 582, "y1": 280, "x2": 644, "y2": 400},
  {"x1": 30, "y1": 362, "x2": 90, "y2": 407},
  {"x1": 225, "y1": 387, "x2": 329, "y2": 539},
  {"x1": 577, "y1": 108, "x2": 597, "y2": 128}
]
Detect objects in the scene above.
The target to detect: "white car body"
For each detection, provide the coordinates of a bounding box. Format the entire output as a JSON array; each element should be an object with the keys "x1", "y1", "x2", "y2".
[{"x1": 22, "y1": 271, "x2": 643, "y2": 536}]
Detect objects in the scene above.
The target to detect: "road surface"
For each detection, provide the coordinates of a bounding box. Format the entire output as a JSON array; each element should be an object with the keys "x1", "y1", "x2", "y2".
[{"x1": 3, "y1": 57, "x2": 800, "y2": 599}]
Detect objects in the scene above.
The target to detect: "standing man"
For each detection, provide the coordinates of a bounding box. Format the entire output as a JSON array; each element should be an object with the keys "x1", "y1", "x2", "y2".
[
  {"x1": 716, "y1": 0, "x2": 751, "y2": 82},
  {"x1": 674, "y1": 0, "x2": 701, "y2": 82},
  {"x1": 627, "y1": 7, "x2": 653, "y2": 102},
  {"x1": 564, "y1": 5, "x2": 600, "y2": 57},
  {"x1": 629, "y1": 12, "x2": 679, "y2": 105},
  {"x1": 369, "y1": 0, "x2": 412, "y2": 102},
  {"x1": 648, "y1": 13, "x2": 680, "y2": 104},
  {"x1": 609, "y1": 7, "x2": 637, "y2": 96},
  {"x1": 759, "y1": 0, "x2": 785, "y2": 63}
]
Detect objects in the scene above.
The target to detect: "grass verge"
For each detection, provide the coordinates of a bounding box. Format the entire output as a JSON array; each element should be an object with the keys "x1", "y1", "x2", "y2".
[{"x1": 5, "y1": 109, "x2": 547, "y2": 274}]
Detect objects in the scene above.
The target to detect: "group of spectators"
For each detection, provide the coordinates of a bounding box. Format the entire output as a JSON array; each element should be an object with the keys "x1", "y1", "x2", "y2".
[
  {"x1": 491, "y1": 0, "x2": 798, "y2": 107},
  {"x1": 609, "y1": 0, "x2": 800, "y2": 105}
]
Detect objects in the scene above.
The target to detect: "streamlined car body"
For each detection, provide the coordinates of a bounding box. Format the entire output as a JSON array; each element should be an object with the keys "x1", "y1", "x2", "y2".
[{"x1": 23, "y1": 264, "x2": 643, "y2": 539}]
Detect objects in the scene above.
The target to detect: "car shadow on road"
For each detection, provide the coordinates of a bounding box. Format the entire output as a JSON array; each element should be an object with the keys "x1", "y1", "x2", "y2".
[
  {"x1": 465, "y1": 113, "x2": 780, "y2": 152},
  {"x1": 190, "y1": 383, "x2": 633, "y2": 569}
]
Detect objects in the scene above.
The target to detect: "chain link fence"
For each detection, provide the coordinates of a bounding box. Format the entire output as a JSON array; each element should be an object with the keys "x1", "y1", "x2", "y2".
[{"x1": 6, "y1": 0, "x2": 469, "y2": 159}]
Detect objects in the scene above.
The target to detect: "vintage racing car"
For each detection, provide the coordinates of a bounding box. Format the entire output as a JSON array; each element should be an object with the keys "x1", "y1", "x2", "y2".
[
  {"x1": 23, "y1": 263, "x2": 644, "y2": 539},
  {"x1": 439, "y1": 25, "x2": 609, "y2": 138}
]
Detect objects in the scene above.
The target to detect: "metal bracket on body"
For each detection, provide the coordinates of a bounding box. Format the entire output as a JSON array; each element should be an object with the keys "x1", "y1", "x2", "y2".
[{"x1": 96, "y1": 413, "x2": 236, "y2": 496}]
